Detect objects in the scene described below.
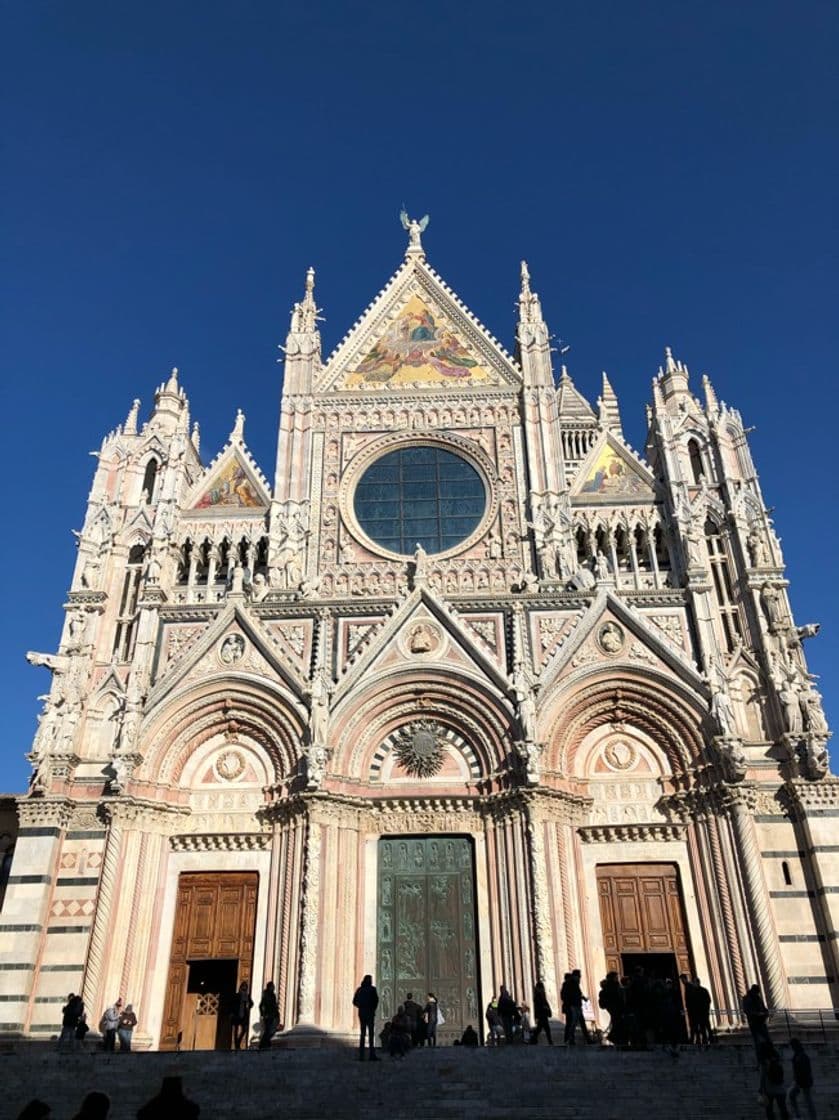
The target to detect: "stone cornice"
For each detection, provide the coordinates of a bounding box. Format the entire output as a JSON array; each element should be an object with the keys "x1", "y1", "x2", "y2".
[
  {"x1": 15, "y1": 796, "x2": 76, "y2": 829},
  {"x1": 578, "y1": 822, "x2": 687, "y2": 844},
  {"x1": 785, "y1": 777, "x2": 839, "y2": 811}
]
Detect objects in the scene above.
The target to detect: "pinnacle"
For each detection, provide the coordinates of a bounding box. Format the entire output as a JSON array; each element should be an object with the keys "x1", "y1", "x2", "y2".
[{"x1": 230, "y1": 409, "x2": 245, "y2": 442}]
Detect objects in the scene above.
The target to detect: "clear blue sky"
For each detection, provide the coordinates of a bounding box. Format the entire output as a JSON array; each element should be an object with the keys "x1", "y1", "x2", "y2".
[{"x1": 2, "y1": 1, "x2": 837, "y2": 792}]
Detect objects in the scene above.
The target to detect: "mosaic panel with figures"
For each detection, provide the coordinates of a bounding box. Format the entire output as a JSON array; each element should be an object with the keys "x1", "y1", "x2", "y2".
[{"x1": 376, "y1": 836, "x2": 479, "y2": 1038}]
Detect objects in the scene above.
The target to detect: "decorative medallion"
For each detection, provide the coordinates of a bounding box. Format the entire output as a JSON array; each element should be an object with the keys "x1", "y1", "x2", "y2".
[
  {"x1": 392, "y1": 721, "x2": 446, "y2": 778},
  {"x1": 603, "y1": 740, "x2": 637, "y2": 771},
  {"x1": 219, "y1": 634, "x2": 246, "y2": 664},
  {"x1": 597, "y1": 622, "x2": 625, "y2": 655},
  {"x1": 215, "y1": 749, "x2": 245, "y2": 782},
  {"x1": 405, "y1": 621, "x2": 442, "y2": 656}
]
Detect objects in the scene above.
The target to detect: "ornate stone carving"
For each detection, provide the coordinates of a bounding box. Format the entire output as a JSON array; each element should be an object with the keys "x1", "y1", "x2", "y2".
[
  {"x1": 392, "y1": 721, "x2": 447, "y2": 778},
  {"x1": 603, "y1": 740, "x2": 637, "y2": 771},
  {"x1": 215, "y1": 749, "x2": 245, "y2": 782},
  {"x1": 219, "y1": 634, "x2": 246, "y2": 664},
  {"x1": 597, "y1": 622, "x2": 624, "y2": 655}
]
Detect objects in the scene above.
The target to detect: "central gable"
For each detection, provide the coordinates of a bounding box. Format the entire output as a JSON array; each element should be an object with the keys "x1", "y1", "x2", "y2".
[
  {"x1": 340, "y1": 293, "x2": 497, "y2": 390},
  {"x1": 571, "y1": 433, "x2": 656, "y2": 503},
  {"x1": 184, "y1": 445, "x2": 270, "y2": 514},
  {"x1": 319, "y1": 259, "x2": 520, "y2": 393}
]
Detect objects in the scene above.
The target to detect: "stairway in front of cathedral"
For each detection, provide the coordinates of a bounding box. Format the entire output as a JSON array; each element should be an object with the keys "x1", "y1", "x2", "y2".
[{"x1": 5, "y1": 1042, "x2": 838, "y2": 1119}]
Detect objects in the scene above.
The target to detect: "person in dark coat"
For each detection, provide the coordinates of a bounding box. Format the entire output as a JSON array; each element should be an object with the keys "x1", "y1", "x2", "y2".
[
  {"x1": 353, "y1": 974, "x2": 379, "y2": 1061},
  {"x1": 58, "y1": 993, "x2": 84, "y2": 1049},
  {"x1": 531, "y1": 980, "x2": 553, "y2": 1045},
  {"x1": 599, "y1": 971, "x2": 626, "y2": 1047},
  {"x1": 460, "y1": 1024, "x2": 479, "y2": 1047},
  {"x1": 231, "y1": 982, "x2": 254, "y2": 1051},
  {"x1": 403, "y1": 992, "x2": 423, "y2": 1047},
  {"x1": 692, "y1": 977, "x2": 713, "y2": 1048},
  {"x1": 561, "y1": 970, "x2": 590, "y2": 1045},
  {"x1": 497, "y1": 985, "x2": 516, "y2": 1044},
  {"x1": 788, "y1": 1038, "x2": 816, "y2": 1120},
  {"x1": 423, "y1": 992, "x2": 440, "y2": 1047},
  {"x1": 742, "y1": 984, "x2": 771, "y2": 1055},
  {"x1": 258, "y1": 981, "x2": 279, "y2": 1051},
  {"x1": 137, "y1": 1076, "x2": 200, "y2": 1120}
]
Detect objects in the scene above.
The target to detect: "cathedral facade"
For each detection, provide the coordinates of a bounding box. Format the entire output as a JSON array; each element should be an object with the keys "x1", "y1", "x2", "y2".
[{"x1": 1, "y1": 224, "x2": 836, "y2": 1048}]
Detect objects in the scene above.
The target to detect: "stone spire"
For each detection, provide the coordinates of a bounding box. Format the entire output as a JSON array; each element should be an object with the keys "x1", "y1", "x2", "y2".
[
  {"x1": 282, "y1": 267, "x2": 322, "y2": 394},
  {"x1": 516, "y1": 260, "x2": 553, "y2": 388},
  {"x1": 556, "y1": 366, "x2": 596, "y2": 420},
  {"x1": 597, "y1": 372, "x2": 623, "y2": 436},
  {"x1": 702, "y1": 373, "x2": 720, "y2": 416},
  {"x1": 123, "y1": 398, "x2": 141, "y2": 436}
]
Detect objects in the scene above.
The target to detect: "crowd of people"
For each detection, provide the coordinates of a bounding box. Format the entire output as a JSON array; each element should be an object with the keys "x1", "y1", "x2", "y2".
[
  {"x1": 58, "y1": 994, "x2": 137, "y2": 1053},
  {"x1": 351, "y1": 971, "x2": 820, "y2": 1117}
]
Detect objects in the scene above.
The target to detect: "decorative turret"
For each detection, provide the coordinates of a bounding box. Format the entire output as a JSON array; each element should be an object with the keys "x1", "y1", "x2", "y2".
[
  {"x1": 658, "y1": 346, "x2": 691, "y2": 401},
  {"x1": 515, "y1": 261, "x2": 553, "y2": 389},
  {"x1": 281, "y1": 267, "x2": 322, "y2": 395},
  {"x1": 149, "y1": 367, "x2": 189, "y2": 434},
  {"x1": 597, "y1": 372, "x2": 623, "y2": 436}
]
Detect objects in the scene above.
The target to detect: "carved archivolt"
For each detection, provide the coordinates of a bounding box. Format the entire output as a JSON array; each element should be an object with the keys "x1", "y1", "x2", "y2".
[
  {"x1": 136, "y1": 679, "x2": 306, "y2": 787},
  {"x1": 330, "y1": 673, "x2": 514, "y2": 784},
  {"x1": 543, "y1": 671, "x2": 705, "y2": 778}
]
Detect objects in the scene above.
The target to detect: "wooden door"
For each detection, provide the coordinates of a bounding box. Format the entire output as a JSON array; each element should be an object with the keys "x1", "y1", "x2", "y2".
[
  {"x1": 377, "y1": 837, "x2": 479, "y2": 1037},
  {"x1": 160, "y1": 872, "x2": 258, "y2": 1050},
  {"x1": 596, "y1": 863, "x2": 692, "y2": 977}
]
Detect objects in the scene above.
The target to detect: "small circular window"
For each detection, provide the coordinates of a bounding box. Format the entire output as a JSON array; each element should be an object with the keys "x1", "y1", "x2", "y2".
[{"x1": 353, "y1": 446, "x2": 486, "y2": 556}]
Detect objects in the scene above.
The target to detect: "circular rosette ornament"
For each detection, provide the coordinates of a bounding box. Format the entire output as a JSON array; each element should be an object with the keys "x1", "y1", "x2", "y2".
[{"x1": 392, "y1": 721, "x2": 446, "y2": 778}]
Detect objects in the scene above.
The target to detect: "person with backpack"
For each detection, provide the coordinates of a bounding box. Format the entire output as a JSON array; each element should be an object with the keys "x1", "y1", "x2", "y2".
[
  {"x1": 788, "y1": 1039, "x2": 816, "y2": 1119},
  {"x1": 759, "y1": 1046, "x2": 789, "y2": 1119}
]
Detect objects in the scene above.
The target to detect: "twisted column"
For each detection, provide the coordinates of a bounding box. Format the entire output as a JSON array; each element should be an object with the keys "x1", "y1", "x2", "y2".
[
  {"x1": 296, "y1": 814, "x2": 321, "y2": 1022},
  {"x1": 726, "y1": 796, "x2": 788, "y2": 1009},
  {"x1": 706, "y1": 814, "x2": 747, "y2": 1001},
  {"x1": 82, "y1": 816, "x2": 123, "y2": 1012},
  {"x1": 525, "y1": 805, "x2": 557, "y2": 997}
]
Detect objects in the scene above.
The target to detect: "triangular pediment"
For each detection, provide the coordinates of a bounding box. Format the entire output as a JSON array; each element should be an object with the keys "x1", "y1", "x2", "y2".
[
  {"x1": 319, "y1": 258, "x2": 520, "y2": 393},
  {"x1": 332, "y1": 587, "x2": 512, "y2": 706},
  {"x1": 147, "y1": 603, "x2": 307, "y2": 712},
  {"x1": 184, "y1": 443, "x2": 271, "y2": 514},
  {"x1": 571, "y1": 432, "x2": 657, "y2": 503},
  {"x1": 540, "y1": 590, "x2": 705, "y2": 695}
]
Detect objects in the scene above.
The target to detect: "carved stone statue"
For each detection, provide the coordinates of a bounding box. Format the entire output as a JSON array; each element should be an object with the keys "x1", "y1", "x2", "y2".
[
  {"x1": 718, "y1": 738, "x2": 748, "y2": 782},
  {"x1": 593, "y1": 550, "x2": 611, "y2": 582},
  {"x1": 307, "y1": 668, "x2": 333, "y2": 748},
  {"x1": 779, "y1": 677, "x2": 803, "y2": 735},
  {"x1": 412, "y1": 543, "x2": 428, "y2": 588},
  {"x1": 710, "y1": 686, "x2": 737, "y2": 740},
  {"x1": 801, "y1": 739, "x2": 829, "y2": 780},
  {"x1": 510, "y1": 662, "x2": 539, "y2": 743},
  {"x1": 400, "y1": 209, "x2": 429, "y2": 251},
  {"x1": 249, "y1": 572, "x2": 269, "y2": 602},
  {"x1": 305, "y1": 742, "x2": 328, "y2": 791},
  {"x1": 760, "y1": 584, "x2": 786, "y2": 634},
  {"x1": 515, "y1": 739, "x2": 541, "y2": 786},
  {"x1": 66, "y1": 611, "x2": 87, "y2": 649},
  {"x1": 801, "y1": 688, "x2": 829, "y2": 736},
  {"x1": 80, "y1": 557, "x2": 100, "y2": 589},
  {"x1": 747, "y1": 527, "x2": 769, "y2": 568}
]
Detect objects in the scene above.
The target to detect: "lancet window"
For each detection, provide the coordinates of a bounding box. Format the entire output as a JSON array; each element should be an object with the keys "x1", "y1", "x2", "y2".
[
  {"x1": 113, "y1": 543, "x2": 146, "y2": 660},
  {"x1": 704, "y1": 518, "x2": 743, "y2": 652},
  {"x1": 141, "y1": 458, "x2": 159, "y2": 503}
]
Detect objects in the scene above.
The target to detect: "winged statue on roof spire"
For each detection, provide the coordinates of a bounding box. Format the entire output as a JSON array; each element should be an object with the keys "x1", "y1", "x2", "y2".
[{"x1": 400, "y1": 208, "x2": 430, "y2": 251}]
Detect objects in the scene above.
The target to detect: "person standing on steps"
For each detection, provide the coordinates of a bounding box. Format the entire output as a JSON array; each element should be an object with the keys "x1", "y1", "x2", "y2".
[
  {"x1": 403, "y1": 991, "x2": 423, "y2": 1047},
  {"x1": 561, "y1": 970, "x2": 590, "y2": 1046},
  {"x1": 258, "y1": 981, "x2": 279, "y2": 1051},
  {"x1": 99, "y1": 998, "x2": 121, "y2": 1052},
  {"x1": 691, "y1": 977, "x2": 713, "y2": 1048},
  {"x1": 423, "y1": 992, "x2": 440, "y2": 1047},
  {"x1": 117, "y1": 1003, "x2": 137, "y2": 1051},
  {"x1": 231, "y1": 982, "x2": 254, "y2": 1051},
  {"x1": 743, "y1": 984, "x2": 771, "y2": 1056},
  {"x1": 497, "y1": 985, "x2": 516, "y2": 1044},
  {"x1": 531, "y1": 980, "x2": 553, "y2": 1045},
  {"x1": 788, "y1": 1038, "x2": 816, "y2": 1119},
  {"x1": 353, "y1": 974, "x2": 379, "y2": 1061}
]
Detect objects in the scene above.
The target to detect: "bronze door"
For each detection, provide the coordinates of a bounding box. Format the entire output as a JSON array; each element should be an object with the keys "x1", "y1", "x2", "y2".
[
  {"x1": 377, "y1": 837, "x2": 479, "y2": 1036},
  {"x1": 596, "y1": 863, "x2": 692, "y2": 977},
  {"x1": 160, "y1": 871, "x2": 258, "y2": 1050}
]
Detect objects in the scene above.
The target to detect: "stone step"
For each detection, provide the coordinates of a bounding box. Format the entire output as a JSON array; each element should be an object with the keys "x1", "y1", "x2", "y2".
[{"x1": 5, "y1": 1043, "x2": 838, "y2": 1120}]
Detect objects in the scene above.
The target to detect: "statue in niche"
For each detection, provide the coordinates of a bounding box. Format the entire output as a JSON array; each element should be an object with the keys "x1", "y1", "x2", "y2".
[
  {"x1": 80, "y1": 557, "x2": 100, "y2": 590},
  {"x1": 306, "y1": 667, "x2": 333, "y2": 749},
  {"x1": 593, "y1": 549, "x2": 612, "y2": 582},
  {"x1": 801, "y1": 688, "x2": 829, "y2": 736},
  {"x1": 411, "y1": 543, "x2": 428, "y2": 588},
  {"x1": 510, "y1": 661, "x2": 539, "y2": 744},
  {"x1": 66, "y1": 611, "x2": 87, "y2": 650},
  {"x1": 760, "y1": 583, "x2": 786, "y2": 634},
  {"x1": 747, "y1": 527, "x2": 770, "y2": 568},
  {"x1": 710, "y1": 685, "x2": 737, "y2": 740},
  {"x1": 779, "y1": 675, "x2": 803, "y2": 736}
]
